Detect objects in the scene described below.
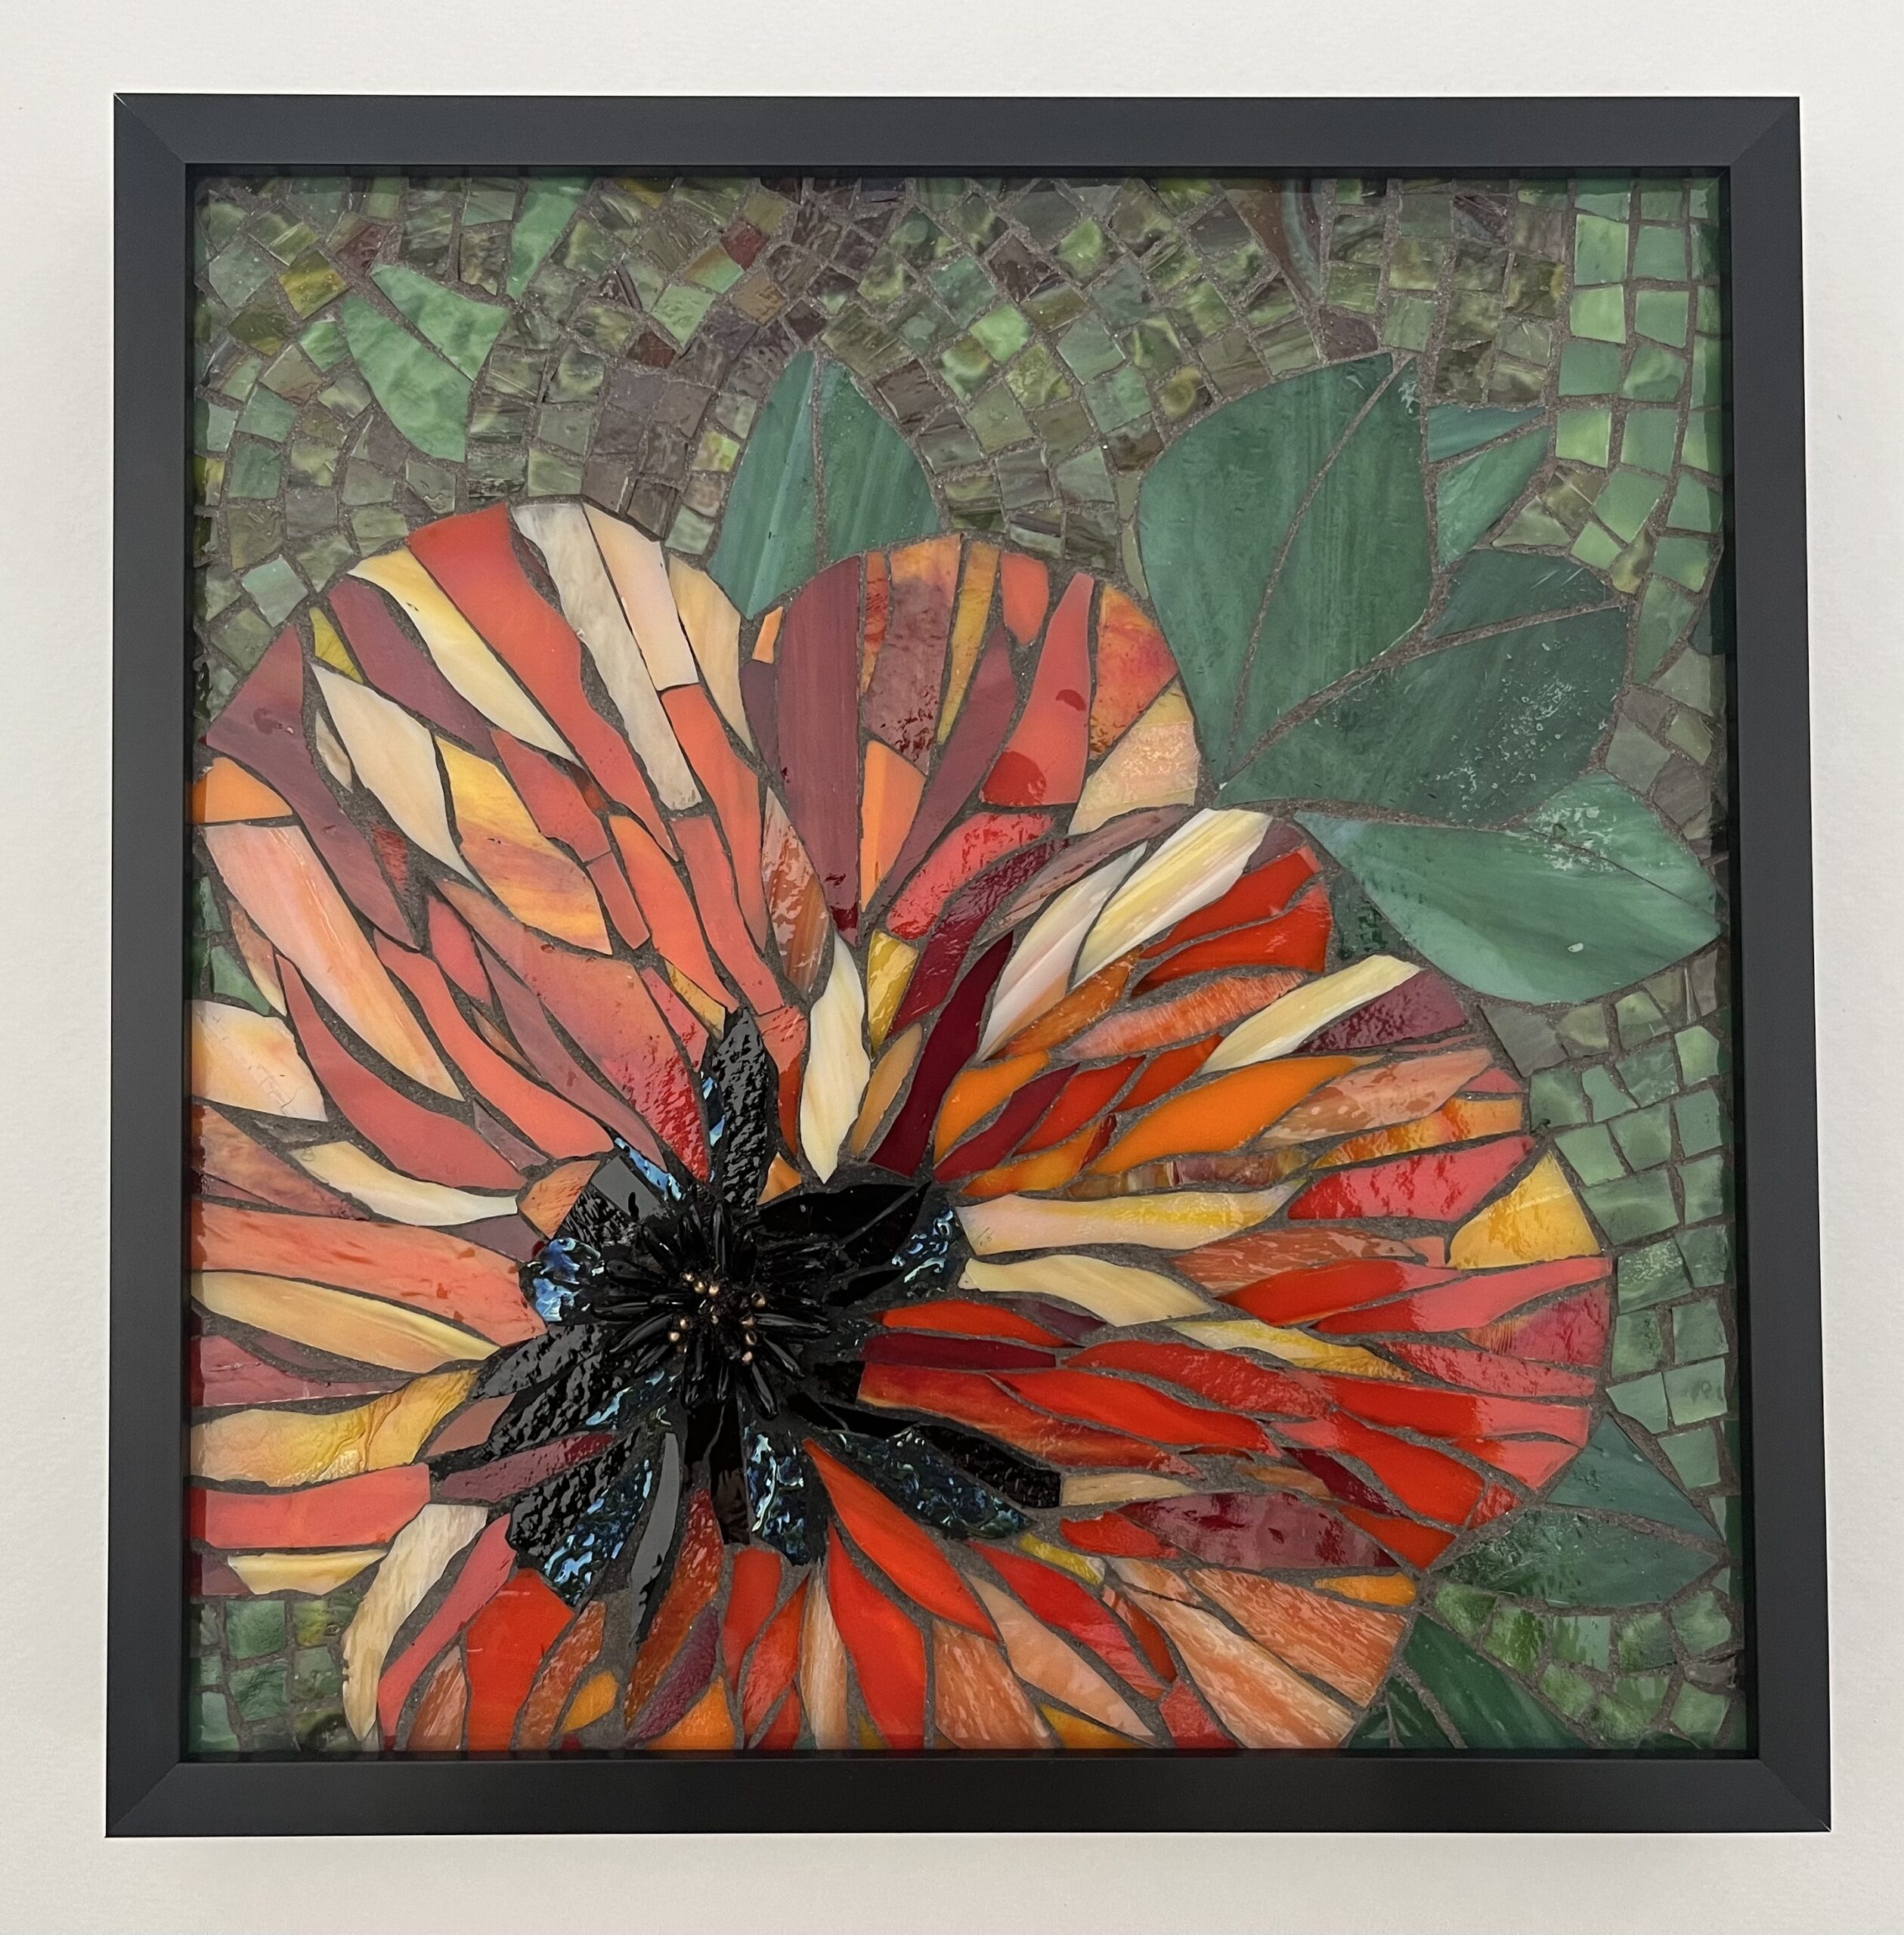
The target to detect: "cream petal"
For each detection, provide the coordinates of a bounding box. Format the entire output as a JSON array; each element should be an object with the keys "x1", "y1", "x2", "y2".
[
  {"x1": 1069, "y1": 683, "x2": 1199, "y2": 835},
  {"x1": 293, "y1": 1141, "x2": 519, "y2": 1227},
  {"x1": 203, "y1": 822, "x2": 458, "y2": 1095},
  {"x1": 958, "y1": 1184, "x2": 1297, "y2": 1255},
  {"x1": 512, "y1": 503, "x2": 701, "y2": 808},
  {"x1": 800, "y1": 1566, "x2": 850, "y2": 1749},
  {"x1": 342, "y1": 1502, "x2": 489, "y2": 1739},
  {"x1": 314, "y1": 665, "x2": 469, "y2": 878},
  {"x1": 1075, "y1": 807, "x2": 1270, "y2": 982},
  {"x1": 1203, "y1": 955, "x2": 1420, "y2": 1073},
  {"x1": 191, "y1": 1001, "x2": 326, "y2": 1120},
  {"x1": 191, "y1": 1271, "x2": 496, "y2": 1374},
  {"x1": 1170, "y1": 1316, "x2": 1412, "y2": 1382},
  {"x1": 351, "y1": 549, "x2": 571, "y2": 757},
  {"x1": 799, "y1": 934, "x2": 871, "y2": 1181},
  {"x1": 584, "y1": 504, "x2": 698, "y2": 690},
  {"x1": 977, "y1": 846, "x2": 1144, "y2": 1057},
  {"x1": 228, "y1": 1550, "x2": 385, "y2": 1595},
  {"x1": 961, "y1": 1255, "x2": 1213, "y2": 1325},
  {"x1": 191, "y1": 1370, "x2": 475, "y2": 1487},
  {"x1": 668, "y1": 556, "x2": 753, "y2": 748},
  {"x1": 1058, "y1": 1472, "x2": 1195, "y2": 1506},
  {"x1": 314, "y1": 712, "x2": 353, "y2": 788}
]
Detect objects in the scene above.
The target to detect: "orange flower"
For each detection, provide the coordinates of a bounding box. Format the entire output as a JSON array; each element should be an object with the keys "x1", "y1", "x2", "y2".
[{"x1": 187, "y1": 503, "x2": 1607, "y2": 1751}]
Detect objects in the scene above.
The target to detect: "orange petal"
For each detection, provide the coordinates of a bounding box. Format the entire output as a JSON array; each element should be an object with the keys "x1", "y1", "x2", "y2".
[
  {"x1": 650, "y1": 1673, "x2": 737, "y2": 1751},
  {"x1": 192, "y1": 757, "x2": 291, "y2": 823},
  {"x1": 860, "y1": 741, "x2": 927, "y2": 906},
  {"x1": 934, "y1": 1051, "x2": 1048, "y2": 1159},
  {"x1": 1092, "y1": 1057, "x2": 1360, "y2": 1172}
]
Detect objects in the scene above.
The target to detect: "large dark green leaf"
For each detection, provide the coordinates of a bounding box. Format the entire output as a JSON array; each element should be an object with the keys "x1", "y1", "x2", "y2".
[
  {"x1": 1299, "y1": 808, "x2": 1723, "y2": 1002},
  {"x1": 1404, "y1": 1619, "x2": 1580, "y2": 1748},
  {"x1": 1435, "y1": 426, "x2": 1551, "y2": 562},
  {"x1": 1225, "y1": 605, "x2": 1626, "y2": 821},
  {"x1": 818, "y1": 361, "x2": 940, "y2": 565},
  {"x1": 1136, "y1": 354, "x2": 1429, "y2": 776},
  {"x1": 709, "y1": 352, "x2": 940, "y2": 618},
  {"x1": 707, "y1": 350, "x2": 819, "y2": 617},
  {"x1": 1427, "y1": 548, "x2": 1611, "y2": 636},
  {"x1": 1548, "y1": 1417, "x2": 1721, "y2": 1540},
  {"x1": 1444, "y1": 1508, "x2": 1717, "y2": 1607}
]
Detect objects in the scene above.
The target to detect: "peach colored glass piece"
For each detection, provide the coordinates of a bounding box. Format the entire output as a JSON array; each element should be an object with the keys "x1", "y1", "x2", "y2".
[
  {"x1": 998, "y1": 553, "x2": 1050, "y2": 645},
  {"x1": 1191, "y1": 1569, "x2": 1405, "y2": 1702},
  {"x1": 438, "y1": 739, "x2": 611, "y2": 954},
  {"x1": 932, "y1": 1623, "x2": 1051, "y2": 1748},
  {"x1": 190, "y1": 1001, "x2": 326, "y2": 1120},
  {"x1": 668, "y1": 556, "x2": 751, "y2": 747},
  {"x1": 1132, "y1": 1592, "x2": 1351, "y2": 1748},
  {"x1": 971, "y1": 1577, "x2": 1150, "y2": 1740},
  {"x1": 860, "y1": 741, "x2": 927, "y2": 906},
  {"x1": 192, "y1": 1271, "x2": 494, "y2": 1374},
  {"x1": 203, "y1": 822, "x2": 457, "y2": 1096}
]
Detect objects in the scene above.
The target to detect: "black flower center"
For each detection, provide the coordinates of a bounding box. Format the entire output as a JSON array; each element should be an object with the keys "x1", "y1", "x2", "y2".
[{"x1": 435, "y1": 1017, "x2": 1045, "y2": 1610}]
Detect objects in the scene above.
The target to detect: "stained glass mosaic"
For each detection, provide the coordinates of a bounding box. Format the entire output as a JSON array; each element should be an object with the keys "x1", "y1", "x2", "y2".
[{"x1": 184, "y1": 172, "x2": 1741, "y2": 1758}]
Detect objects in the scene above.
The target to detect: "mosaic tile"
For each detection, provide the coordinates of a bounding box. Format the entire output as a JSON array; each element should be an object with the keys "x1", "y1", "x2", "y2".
[{"x1": 184, "y1": 169, "x2": 1742, "y2": 1760}]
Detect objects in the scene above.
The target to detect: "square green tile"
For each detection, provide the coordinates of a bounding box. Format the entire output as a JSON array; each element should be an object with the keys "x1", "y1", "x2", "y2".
[
  {"x1": 1559, "y1": 339, "x2": 1622, "y2": 396},
  {"x1": 1665, "y1": 1357, "x2": 1729, "y2": 1426},
  {"x1": 1557, "y1": 407, "x2": 1612, "y2": 466},
  {"x1": 1584, "y1": 1171, "x2": 1679, "y2": 1243},
  {"x1": 1620, "y1": 407, "x2": 1680, "y2": 475},
  {"x1": 1569, "y1": 287, "x2": 1627, "y2": 344},
  {"x1": 1611, "y1": 1101, "x2": 1675, "y2": 1171}
]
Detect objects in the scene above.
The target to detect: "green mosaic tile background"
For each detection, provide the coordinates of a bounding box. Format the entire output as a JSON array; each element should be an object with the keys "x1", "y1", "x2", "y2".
[{"x1": 190, "y1": 170, "x2": 1739, "y2": 1756}]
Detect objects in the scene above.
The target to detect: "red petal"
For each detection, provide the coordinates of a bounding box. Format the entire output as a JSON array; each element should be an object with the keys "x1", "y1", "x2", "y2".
[
  {"x1": 825, "y1": 1528, "x2": 926, "y2": 1748},
  {"x1": 982, "y1": 572, "x2": 1092, "y2": 807},
  {"x1": 1289, "y1": 1137, "x2": 1534, "y2": 1224},
  {"x1": 1000, "y1": 1368, "x2": 1274, "y2": 1454},
  {"x1": 190, "y1": 1463, "x2": 429, "y2": 1550},
  {"x1": 378, "y1": 1515, "x2": 515, "y2": 1736},
  {"x1": 983, "y1": 1546, "x2": 1167, "y2": 1695},
  {"x1": 463, "y1": 1570, "x2": 574, "y2": 1750}
]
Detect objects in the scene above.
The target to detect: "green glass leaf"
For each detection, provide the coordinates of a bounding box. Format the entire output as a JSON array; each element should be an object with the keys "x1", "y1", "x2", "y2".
[
  {"x1": 1444, "y1": 1508, "x2": 1716, "y2": 1607},
  {"x1": 1136, "y1": 354, "x2": 1429, "y2": 775},
  {"x1": 818, "y1": 361, "x2": 940, "y2": 565},
  {"x1": 1387, "y1": 1676, "x2": 1454, "y2": 1748},
  {"x1": 1548, "y1": 1417, "x2": 1720, "y2": 1540},
  {"x1": 339, "y1": 295, "x2": 471, "y2": 461},
  {"x1": 1227, "y1": 606, "x2": 1625, "y2": 822},
  {"x1": 1299, "y1": 812, "x2": 1723, "y2": 1002},
  {"x1": 1426, "y1": 403, "x2": 1542, "y2": 461},
  {"x1": 1522, "y1": 772, "x2": 1719, "y2": 914},
  {"x1": 370, "y1": 266, "x2": 506, "y2": 379},
  {"x1": 1428, "y1": 549, "x2": 1611, "y2": 636},
  {"x1": 1435, "y1": 426, "x2": 1552, "y2": 562},
  {"x1": 708, "y1": 351, "x2": 819, "y2": 617},
  {"x1": 507, "y1": 178, "x2": 587, "y2": 299},
  {"x1": 1404, "y1": 1619, "x2": 1579, "y2": 1748},
  {"x1": 711, "y1": 353, "x2": 943, "y2": 618}
]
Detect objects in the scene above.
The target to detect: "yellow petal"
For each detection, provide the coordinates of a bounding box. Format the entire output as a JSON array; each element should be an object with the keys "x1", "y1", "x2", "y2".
[
  {"x1": 191, "y1": 1001, "x2": 325, "y2": 1119},
  {"x1": 668, "y1": 556, "x2": 752, "y2": 748},
  {"x1": 203, "y1": 822, "x2": 457, "y2": 1096},
  {"x1": 314, "y1": 665, "x2": 470, "y2": 878},
  {"x1": 584, "y1": 504, "x2": 698, "y2": 689},
  {"x1": 293, "y1": 1142, "x2": 519, "y2": 1226},
  {"x1": 958, "y1": 1184, "x2": 1296, "y2": 1255},
  {"x1": 1448, "y1": 1151, "x2": 1600, "y2": 1268},
  {"x1": 1070, "y1": 683, "x2": 1199, "y2": 834},
  {"x1": 563, "y1": 1669, "x2": 619, "y2": 1735},
  {"x1": 342, "y1": 1503, "x2": 489, "y2": 1738},
  {"x1": 228, "y1": 1549, "x2": 385, "y2": 1595},
  {"x1": 191, "y1": 1370, "x2": 475, "y2": 1488},
  {"x1": 310, "y1": 608, "x2": 361, "y2": 680},
  {"x1": 799, "y1": 934, "x2": 871, "y2": 1181},
  {"x1": 1014, "y1": 1533, "x2": 1104, "y2": 1584},
  {"x1": 512, "y1": 503, "x2": 700, "y2": 807},
  {"x1": 864, "y1": 932, "x2": 917, "y2": 1050},
  {"x1": 1319, "y1": 1574, "x2": 1418, "y2": 1607},
  {"x1": 977, "y1": 846, "x2": 1144, "y2": 1056},
  {"x1": 1171, "y1": 1316, "x2": 1412, "y2": 1382},
  {"x1": 192, "y1": 1272, "x2": 495, "y2": 1374},
  {"x1": 1203, "y1": 956, "x2": 1419, "y2": 1073},
  {"x1": 350, "y1": 550, "x2": 570, "y2": 756},
  {"x1": 961, "y1": 1255, "x2": 1212, "y2": 1325},
  {"x1": 437, "y1": 739, "x2": 611, "y2": 952},
  {"x1": 1076, "y1": 807, "x2": 1270, "y2": 980}
]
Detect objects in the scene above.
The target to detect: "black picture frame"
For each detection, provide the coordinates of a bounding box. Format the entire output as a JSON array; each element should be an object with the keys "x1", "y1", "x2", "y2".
[{"x1": 112, "y1": 93, "x2": 1825, "y2": 1837}]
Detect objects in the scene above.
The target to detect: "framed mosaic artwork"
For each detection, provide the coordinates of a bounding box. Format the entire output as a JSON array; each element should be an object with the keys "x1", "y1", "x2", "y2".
[{"x1": 110, "y1": 95, "x2": 1825, "y2": 1834}]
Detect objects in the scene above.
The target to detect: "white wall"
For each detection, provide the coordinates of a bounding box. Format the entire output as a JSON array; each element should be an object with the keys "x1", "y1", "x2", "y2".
[{"x1": 2, "y1": 4, "x2": 1899, "y2": 1928}]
